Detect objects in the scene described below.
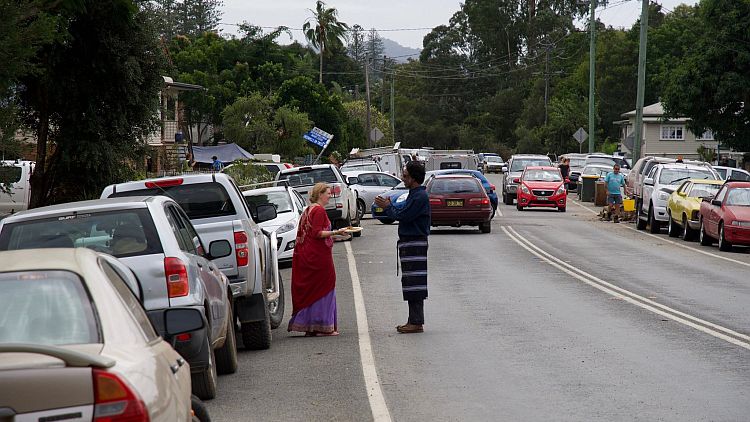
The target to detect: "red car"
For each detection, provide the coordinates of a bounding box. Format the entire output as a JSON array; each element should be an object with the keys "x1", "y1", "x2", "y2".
[
  {"x1": 427, "y1": 175, "x2": 493, "y2": 233},
  {"x1": 699, "y1": 181, "x2": 750, "y2": 251},
  {"x1": 515, "y1": 166, "x2": 567, "y2": 212}
]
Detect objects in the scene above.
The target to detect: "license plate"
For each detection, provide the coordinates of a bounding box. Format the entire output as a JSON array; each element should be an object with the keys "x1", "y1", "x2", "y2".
[
  {"x1": 447, "y1": 200, "x2": 464, "y2": 207},
  {"x1": 375, "y1": 207, "x2": 384, "y2": 212},
  {"x1": 537, "y1": 196, "x2": 548, "y2": 200}
]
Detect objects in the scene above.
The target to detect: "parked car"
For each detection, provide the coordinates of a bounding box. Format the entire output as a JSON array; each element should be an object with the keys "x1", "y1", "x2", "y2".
[
  {"x1": 277, "y1": 164, "x2": 361, "y2": 233},
  {"x1": 584, "y1": 154, "x2": 631, "y2": 175},
  {"x1": 699, "y1": 181, "x2": 750, "y2": 251},
  {"x1": 425, "y1": 169, "x2": 499, "y2": 218},
  {"x1": 345, "y1": 170, "x2": 401, "y2": 218},
  {"x1": 515, "y1": 166, "x2": 567, "y2": 212},
  {"x1": 666, "y1": 179, "x2": 723, "y2": 240},
  {"x1": 0, "y1": 196, "x2": 236, "y2": 400},
  {"x1": 101, "y1": 173, "x2": 283, "y2": 352},
  {"x1": 371, "y1": 181, "x2": 409, "y2": 225},
  {"x1": 341, "y1": 159, "x2": 382, "y2": 173},
  {"x1": 713, "y1": 166, "x2": 750, "y2": 181},
  {"x1": 628, "y1": 156, "x2": 676, "y2": 202},
  {"x1": 0, "y1": 160, "x2": 34, "y2": 216},
  {"x1": 637, "y1": 162, "x2": 719, "y2": 233},
  {"x1": 502, "y1": 154, "x2": 553, "y2": 205},
  {"x1": 0, "y1": 248, "x2": 202, "y2": 420},
  {"x1": 427, "y1": 175, "x2": 493, "y2": 233},
  {"x1": 482, "y1": 155, "x2": 506, "y2": 173},
  {"x1": 242, "y1": 183, "x2": 306, "y2": 263}
]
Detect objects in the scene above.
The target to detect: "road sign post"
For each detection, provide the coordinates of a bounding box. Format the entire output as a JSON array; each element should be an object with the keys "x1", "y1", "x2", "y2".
[
  {"x1": 303, "y1": 127, "x2": 335, "y2": 164},
  {"x1": 573, "y1": 127, "x2": 588, "y2": 154}
]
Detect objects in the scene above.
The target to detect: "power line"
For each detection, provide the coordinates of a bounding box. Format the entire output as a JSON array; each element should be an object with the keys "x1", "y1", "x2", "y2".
[{"x1": 218, "y1": 22, "x2": 436, "y2": 32}]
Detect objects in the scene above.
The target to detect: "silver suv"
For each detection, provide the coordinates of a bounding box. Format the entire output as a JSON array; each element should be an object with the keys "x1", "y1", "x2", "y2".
[
  {"x1": 0, "y1": 196, "x2": 235, "y2": 400},
  {"x1": 502, "y1": 154, "x2": 553, "y2": 205}
]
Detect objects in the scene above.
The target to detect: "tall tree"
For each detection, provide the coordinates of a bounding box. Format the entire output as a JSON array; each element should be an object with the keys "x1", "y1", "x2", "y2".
[
  {"x1": 303, "y1": 0, "x2": 349, "y2": 84},
  {"x1": 347, "y1": 24, "x2": 367, "y2": 66}
]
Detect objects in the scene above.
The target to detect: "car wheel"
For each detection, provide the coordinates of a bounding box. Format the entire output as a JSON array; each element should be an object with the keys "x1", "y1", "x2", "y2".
[
  {"x1": 479, "y1": 221, "x2": 491, "y2": 233},
  {"x1": 699, "y1": 219, "x2": 712, "y2": 246},
  {"x1": 635, "y1": 200, "x2": 647, "y2": 230},
  {"x1": 718, "y1": 222, "x2": 733, "y2": 252},
  {"x1": 380, "y1": 218, "x2": 395, "y2": 225},
  {"x1": 504, "y1": 193, "x2": 513, "y2": 205},
  {"x1": 667, "y1": 212, "x2": 679, "y2": 237},
  {"x1": 682, "y1": 215, "x2": 695, "y2": 241},
  {"x1": 191, "y1": 395, "x2": 211, "y2": 422},
  {"x1": 648, "y1": 205, "x2": 660, "y2": 234},
  {"x1": 516, "y1": 203, "x2": 523, "y2": 211},
  {"x1": 558, "y1": 207, "x2": 566, "y2": 213},
  {"x1": 356, "y1": 199, "x2": 366, "y2": 221},
  {"x1": 214, "y1": 301, "x2": 238, "y2": 375},
  {"x1": 191, "y1": 337, "x2": 218, "y2": 400},
  {"x1": 268, "y1": 273, "x2": 285, "y2": 329},
  {"x1": 491, "y1": 205, "x2": 496, "y2": 219},
  {"x1": 241, "y1": 297, "x2": 272, "y2": 350}
]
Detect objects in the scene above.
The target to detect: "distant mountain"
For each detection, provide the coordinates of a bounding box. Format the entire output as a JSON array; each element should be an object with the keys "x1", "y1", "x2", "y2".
[{"x1": 382, "y1": 38, "x2": 421, "y2": 63}]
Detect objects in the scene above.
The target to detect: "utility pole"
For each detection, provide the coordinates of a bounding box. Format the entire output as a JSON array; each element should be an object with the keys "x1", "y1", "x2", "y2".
[
  {"x1": 354, "y1": 84, "x2": 359, "y2": 101},
  {"x1": 390, "y1": 73, "x2": 395, "y2": 143},
  {"x1": 633, "y1": 0, "x2": 649, "y2": 161},
  {"x1": 588, "y1": 0, "x2": 596, "y2": 153},
  {"x1": 544, "y1": 45, "x2": 550, "y2": 125},
  {"x1": 381, "y1": 55, "x2": 387, "y2": 114},
  {"x1": 364, "y1": 54, "x2": 372, "y2": 148}
]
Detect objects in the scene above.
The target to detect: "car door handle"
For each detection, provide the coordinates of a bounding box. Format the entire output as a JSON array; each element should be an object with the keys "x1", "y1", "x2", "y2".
[
  {"x1": 196, "y1": 262, "x2": 203, "y2": 268},
  {"x1": 170, "y1": 357, "x2": 186, "y2": 374}
]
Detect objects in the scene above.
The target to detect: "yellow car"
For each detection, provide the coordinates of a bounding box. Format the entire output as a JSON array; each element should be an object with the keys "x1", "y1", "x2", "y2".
[{"x1": 666, "y1": 179, "x2": 724, "y2": 240}]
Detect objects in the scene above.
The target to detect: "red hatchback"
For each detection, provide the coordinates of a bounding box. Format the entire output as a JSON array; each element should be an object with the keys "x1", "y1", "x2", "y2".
[
  {"x1": 427, "y1": 175, "x2": 493, "y2": 233},
  {"x1": 699, "y1": 181, "x2": 750, "y2": 251},
  {"x1": 516, "y1": 166, "x2": 567, "y2": 212}
]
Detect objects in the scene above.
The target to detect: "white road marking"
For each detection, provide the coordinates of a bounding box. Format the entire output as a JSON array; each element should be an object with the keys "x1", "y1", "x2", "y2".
[
  {"x1": 569, "y1": 198, "x2": 599, "y2": 215},
  {"x1": 345, "y1": 242, "x2": 392, "y2": 422},
  {"x1": 502, "y1": 226, "x2": 750, "y2": 350},
  {"x1": 496, "y1": 209, "x2": 503, "y2": 217}
]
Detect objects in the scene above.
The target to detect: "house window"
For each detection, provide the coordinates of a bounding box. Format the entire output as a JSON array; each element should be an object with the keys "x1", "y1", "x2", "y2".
[
  {"x1": 696, "y1": 129, "x2": 714, "y2": 140},
  {"x1": 660, "y1": 125, "x2": 685, "y2": 140}
]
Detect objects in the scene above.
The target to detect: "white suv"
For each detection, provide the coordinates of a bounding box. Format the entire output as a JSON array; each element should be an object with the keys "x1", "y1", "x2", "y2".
[{"x1": 637, "y1": 162, "x2": 719, "y2": 232}]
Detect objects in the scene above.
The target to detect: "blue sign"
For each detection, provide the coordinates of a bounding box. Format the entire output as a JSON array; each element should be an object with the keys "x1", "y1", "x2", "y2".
[{"x1": 303, "y1": 127, "x2": 334, "y2": 149}]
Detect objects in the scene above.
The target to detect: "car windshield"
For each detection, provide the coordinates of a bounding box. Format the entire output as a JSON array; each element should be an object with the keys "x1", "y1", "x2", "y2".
[
  {"x1": 659, "y1": 169, "x2": 716, "y2": 185},
  {"x1": 689, "y1": 184, "x2": 721, "y2": 198},
  {"x1": 0, "y1": 270, "x2": 99, "y2": 345},
  {"x1": 245, "y1": 191, "x2": 293, "y2": 215},
  {"x1": 511, "y1": 158, "x2": 551, "y2": 172},
  {"x1": 0, "y1": 209, "x2": 163, "y2": 258},
  {"x1": 523, "y1": 170, "x2": 562, "y2": 182},
  {"x1": 586, "y1": 157, "x2": 616, "y2": 166},
  {"x1": 109, "y1": 182, "x2": 236, "y2": 220},
  {"x1": 278, "y1": 168, "x2": 338, "y2": 187},
  {"x1": 342, "y1": 163, "x2": 379, "y2": 172},
  {"x1": 569, "y1": 158, "x2": 586, "y2": 168},
  {"x1": 430, "y1": 178, "x2": 482, "y2": 194},
  {"x1": 725, "y1": 188, "x2": 750, "y2": 206},
  {"x1": 486, "y1": 156, "x2": 503, "y2": 163}
]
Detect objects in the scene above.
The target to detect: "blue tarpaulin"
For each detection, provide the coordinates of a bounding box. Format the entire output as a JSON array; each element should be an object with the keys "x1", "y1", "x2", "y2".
[{"x1": 192, "y1": 144, "x2": 253, "y2": 164}]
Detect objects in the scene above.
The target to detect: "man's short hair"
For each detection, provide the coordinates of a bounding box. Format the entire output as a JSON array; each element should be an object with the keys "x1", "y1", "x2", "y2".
[
  {"x1": 406, "y1": 161, "x2": 426, "y2": 184},
  {"x1": 211, "y1": 155, "x2": 218, "y2": 160},
  {"x1": 613, "y1": 164, "x2": 620, "y2": 169}
]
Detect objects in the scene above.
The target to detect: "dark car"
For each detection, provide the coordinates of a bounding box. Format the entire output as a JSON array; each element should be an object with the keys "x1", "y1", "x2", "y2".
[
  {"x1": 427, "y1": 175, "x2": 493, "y2": 233},
  {"x1": 425, "y1": 169, "x2": 499, "y2": 218}
]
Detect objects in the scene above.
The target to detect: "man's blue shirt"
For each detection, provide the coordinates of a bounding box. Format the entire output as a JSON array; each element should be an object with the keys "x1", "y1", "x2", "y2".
[
  {"x1": 604, "y1": 172, "x2": 625, "y2": 195},
  {"x1": 385, "y1": 186, "x2": 431, "y2": 237}
]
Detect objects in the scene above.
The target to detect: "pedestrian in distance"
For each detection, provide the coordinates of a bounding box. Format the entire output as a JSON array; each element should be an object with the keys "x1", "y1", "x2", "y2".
[
  {"x1": 374, "y1": 161, "x2": 431, "y2": 334},
  {"x1": 211, "y1": 155, "x2": 223, "y2": 171},
  {"x1": 558, "y1": 157, "x2": 570, "y2": 186},
  {"x1": 182, "y1": 151, "x2": 196, "y2": 172},
  {"x1": 288, "y1": 183, "x2": 350, "y2": 337},
  {"x1": 604, "y1": 164, "x2": 626, "y2": 223}
]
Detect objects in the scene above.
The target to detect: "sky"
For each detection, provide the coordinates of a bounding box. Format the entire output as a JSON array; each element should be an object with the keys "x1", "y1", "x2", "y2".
[{"x1": 220, "y1": 1, "x2": 699, "y2": 49}]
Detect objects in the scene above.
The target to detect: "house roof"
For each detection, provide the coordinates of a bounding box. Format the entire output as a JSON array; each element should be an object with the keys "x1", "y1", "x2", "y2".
[
  {"x1": 162, "y1": 76, "x2": 203, "y2": 92},
  {"x1": 621, "y1": 102, "x2": 666, "y2": 118}
]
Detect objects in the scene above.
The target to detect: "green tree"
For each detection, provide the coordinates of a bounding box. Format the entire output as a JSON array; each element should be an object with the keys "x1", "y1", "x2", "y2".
[
  {"x1": 342, "y1": 100, "x2": 392, "y2": 146},
  {"x1": 221, "y1": 93, "x2": 276, "y2": 153},
  {"x1": 347, "y1": 24, "x2": 367, "y2": 66},
  {"x1": 303, "y1": 0, "x2": 349, "y2": 84}
]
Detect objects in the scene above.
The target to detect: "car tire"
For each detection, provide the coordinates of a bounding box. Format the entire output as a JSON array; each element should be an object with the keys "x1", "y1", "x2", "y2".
[
  {"x1": 479, "y1": 221, "x2": 491, "y2": 233},
  {"x1": 718, "y1": 222, "x2": 732, "y2": 252},
  {"x1": 491, "y1": 205, "x2": 496, "y2": 219},
  {"x1": 191, "y1": 337, "x2": 218, "y2": 400},
  {"x1": 648, "y1": 205, "x2": 660, "y2": 234},
  {"x1": 356, "y1": 199, "x2": 366, "y2": 222},
  {"x1": 504, "y1": 192, "x2": 513, "y2": 205},
  {"x1": 380, "y1": 218, "x2": 395, "y2": 224},
  {"x1": 699, "y1": 219, "x2": 712, "y2": 246},
  {"x1": 268, "y1": 273, "x2": 285, "y2": 329},
  {"x1": 241, "y1": 298, "x2": 272, "y2": 350},
  {"x1": 682, "y1": 215, "x2": 695, "y2": 241},
  {"x1": 558, "y1": 207, "x2": 566, "y2": 213},
  {"x1": 191, "y1": 395, "x2": 211, "y2": 422},
  {"x1": 516, "y1": 204, "x2": 523, "y2": 211},
  {"x1": 667, "y1": 212, "x2": 679, "y2": 238},
  {"x1": 214, "y1": 302, "x2": 238, "y2": 375}
]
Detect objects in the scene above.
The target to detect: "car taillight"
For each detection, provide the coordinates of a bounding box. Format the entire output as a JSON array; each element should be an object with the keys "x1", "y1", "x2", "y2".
[
  {"x1": 234, "y1": 231, "x2": 249, "y2": 267},
  {"x1": 145, "y1": 178, "x2": 182, "y2": 189},
  {"x1": 429, "y1": 198, "x2": 442, "y2": 205},
  {"x1": 469, "y1": 198, "x2": 490, "y2": 205},
  {"x1": 330, "y1": 185, "x2": 342, "y2": 197},
  {"x1": 93, "y1": 369, "x2": 149, "y2": 421},
  {"x1": 283, "y1": 163, "x2": 293, "y2": 169},
  {"x1": 164, "y1": 257, "x2": 189, "y2": 298}
]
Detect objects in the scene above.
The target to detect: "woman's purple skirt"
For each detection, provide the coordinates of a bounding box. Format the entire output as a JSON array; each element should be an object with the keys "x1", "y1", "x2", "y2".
[{"x1": 287, "y1": 289, "x2": 337, "y2": 333}]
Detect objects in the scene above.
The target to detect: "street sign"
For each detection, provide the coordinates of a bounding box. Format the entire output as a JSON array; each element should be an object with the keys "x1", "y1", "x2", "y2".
[
  {"x1": 573, "y1": 127, "x2": 588, "y2": 144},
  {"x1": 370, "y1": 127, "x2": 384, "y2": 142},
  {"x1": 303, "y1": 127, "x2": 334, "y2": 149}
]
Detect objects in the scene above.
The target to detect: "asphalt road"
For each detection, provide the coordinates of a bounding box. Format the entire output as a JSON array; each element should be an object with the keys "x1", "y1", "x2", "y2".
[{"x1": 206, "y1": 173, "x2": 750, "y2": 421}]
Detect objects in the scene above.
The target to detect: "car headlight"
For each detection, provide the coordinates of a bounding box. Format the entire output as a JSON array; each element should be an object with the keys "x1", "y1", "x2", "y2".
[
  {"x1": 731, "y1": 221, "x2": 750, "y2": 227},
  {"x1": 520, "y1": 185, "x2": 530, "y2": 194},
  {"x1": 276, "y1": 220, "x2": 296, "y2": 234},
  {"x1": 556, "y1": 185, "x2": 566, "y2": 195},
  {"x1": 657, "y1": 191, "x2": 670, "y2": 201}
]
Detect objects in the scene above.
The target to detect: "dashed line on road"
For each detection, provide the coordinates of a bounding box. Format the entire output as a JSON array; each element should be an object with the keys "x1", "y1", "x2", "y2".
[
  {"x1": 344, "y1": 241, "x2": 392, "y2": 422},
  {"x1": 502, "y1": 226, "x2": 750, "y2": 351}
]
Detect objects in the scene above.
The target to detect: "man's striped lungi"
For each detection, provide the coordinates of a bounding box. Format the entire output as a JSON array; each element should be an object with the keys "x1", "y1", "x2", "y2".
[{"x1": 397, "y1": 236, "x2": 428, "y2": 301}]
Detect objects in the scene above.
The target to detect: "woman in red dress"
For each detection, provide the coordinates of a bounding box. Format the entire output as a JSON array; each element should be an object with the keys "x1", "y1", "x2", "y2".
[{"x1": 288, "y1": 183, "x2": 349, "y2": 336}]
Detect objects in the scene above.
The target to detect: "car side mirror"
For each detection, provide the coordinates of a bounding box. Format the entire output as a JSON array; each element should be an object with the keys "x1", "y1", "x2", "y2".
[
  {"x1": 164, "y1": 308, "x2": 205, "y2": 337},
  {"x1": 255, "y1": 203, "x2": 277, "y2": 223},
  {"x1": 711, "y1": 199, "x2": 722, "y2": 207},
  {"x1": 644, "y1": 177, "x2": 654, "y2": 186},
  {"x1": 347, "y1": 176, "x2": 359, "y2": 185},
  {"x1": 207, "y1": 239, "x2": 232, "y2": 260}
]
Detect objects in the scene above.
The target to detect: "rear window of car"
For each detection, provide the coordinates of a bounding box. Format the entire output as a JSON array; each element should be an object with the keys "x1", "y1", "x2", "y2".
[
  {"x1": 658, "y1": 168, "x2": 716, "y2": 185},
  {"x1": 109, "y1": 182, "x2": 236, "y2": 219},
  {"x1": 485, "y1": 156, "x2": 503, "y2": 163},
  {"x1": 278, "y1": 168, "x2": 338, "y2": 187},
  {"x1": 0, "y1": 270, "x2": 99, "y2": 345},
  {"x1": 689, "y1": 183, "x2": 720, "y2": 198},
  {"x1": 244, "y1": 191, "x2": 293, "y2": 215},
  {"x1": 430, "y1": 178, "x2": 482, "y2": 194},
  {"x1": 342, "y1": 163, "x2": 379, "y2": 172},
  {"x1": 0, "y1": 209, "x2": 163, "y2": 258},
  {"x1": 568, "y1": 158, "x2": 586, "y2": 168},
  {"x1": 510, "y1": 158, "x2": 551, "y2": 172}
]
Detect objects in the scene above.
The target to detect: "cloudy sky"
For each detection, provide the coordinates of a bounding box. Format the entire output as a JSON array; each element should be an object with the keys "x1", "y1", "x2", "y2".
[{"x1": 220, "y1": 1, "x2": 698, "y2": 49}]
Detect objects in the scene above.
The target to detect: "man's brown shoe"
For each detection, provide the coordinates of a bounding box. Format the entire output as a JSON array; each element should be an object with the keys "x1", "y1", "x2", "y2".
[{"x1": 396, "y1": 323, "x2": 424, "y2": 334}]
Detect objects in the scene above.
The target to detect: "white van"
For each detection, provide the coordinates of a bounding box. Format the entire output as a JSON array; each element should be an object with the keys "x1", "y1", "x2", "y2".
[{"x1": 0, "y1": 160, "x2": 33, "y2": 216}]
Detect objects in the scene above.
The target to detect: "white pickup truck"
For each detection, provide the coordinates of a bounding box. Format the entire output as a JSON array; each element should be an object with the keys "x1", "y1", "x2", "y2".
[{"x1": 0, "y1": 160, "x2": 33, "y2": 217}]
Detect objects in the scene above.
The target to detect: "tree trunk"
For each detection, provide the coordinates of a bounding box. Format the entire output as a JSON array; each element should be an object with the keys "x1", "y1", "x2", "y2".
[{"x1": 319, "y1": 44, "x2": 324, "y2": 84}]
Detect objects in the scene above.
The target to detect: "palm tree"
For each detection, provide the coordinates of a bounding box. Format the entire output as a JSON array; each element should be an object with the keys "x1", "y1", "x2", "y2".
[{"x1": 303, "y1": 1, "x2": 349, "y2": 84}]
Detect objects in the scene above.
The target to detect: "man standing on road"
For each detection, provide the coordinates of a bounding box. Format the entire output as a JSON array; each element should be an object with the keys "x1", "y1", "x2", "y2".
[
  {"x1": 374, "y1": 162, "x2": 431, "y2": 334},
  {"x1": 604, "y1": 164, "x2": 626, "y2": 223}
]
